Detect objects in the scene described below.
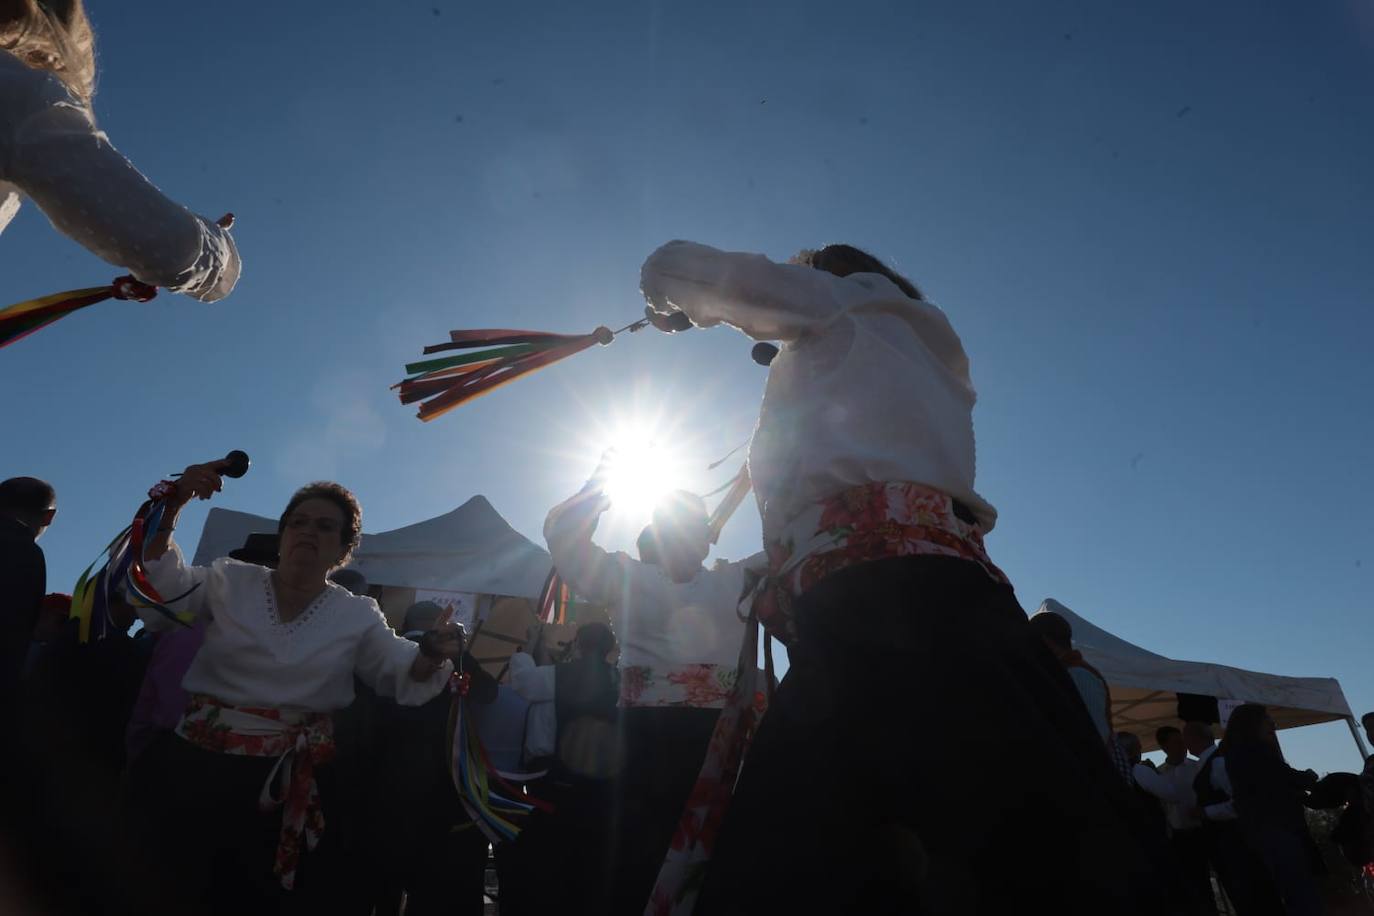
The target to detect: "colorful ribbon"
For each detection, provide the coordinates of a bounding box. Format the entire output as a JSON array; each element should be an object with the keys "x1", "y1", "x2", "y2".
[
  {"x1": 706, "y1": 464, "x2": 752, "y2": 545},
  {"x1": 69, "y1": 482, "x2": 198, "y2": 642},
  {"x1": 0, "y1": 275, "x2": 156, "y2": 349},
  {"x1": 536, "y1": 567, "x2": 572, "y2": 625},
  {"x1": 445, "y1": 669, "x2": 550, "y2": 843},
  {"x1": 396, "y1": 322, "x2": 653, "y2": 421}
]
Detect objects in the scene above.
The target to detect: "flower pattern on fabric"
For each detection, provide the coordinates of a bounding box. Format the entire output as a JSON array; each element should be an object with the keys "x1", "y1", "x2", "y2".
[
  {"x1": 645, "y1": 617, "x2": 770, "y2": 916},
  {"x1": 645, "y1": 482, "x2": 1011, "y2": 915},
  {"x1": 619, "y1": 664, "x2": 737, "y2": 709},
  {"x1": 177, "y1": 695, "x2": 336, "y2": 891},
  {"x1": 754, "y1": 481, "x2": 1008, "y2": 646},
  {"x1": 620, "y1": 664, "x2": 652, "y2": 707}
]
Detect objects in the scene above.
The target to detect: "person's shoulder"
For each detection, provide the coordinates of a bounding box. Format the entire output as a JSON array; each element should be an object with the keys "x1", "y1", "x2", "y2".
[
  {"x1": 328, "y1": 586, "x2": 392, "y2": 626},
  {"x1": 0, "y1": 532, "x2": 43, "y2": 564},
  {"x1": 326, "y1": 583, "x2": 378, "y2": 610},
  {"x1": 214, "y1": 557, "x2": 270, "y2": 579}
]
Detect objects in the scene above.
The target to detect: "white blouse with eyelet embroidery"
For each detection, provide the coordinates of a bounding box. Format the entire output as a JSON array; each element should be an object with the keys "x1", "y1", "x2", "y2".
[
  {"x1": 141, "y1": 539, "x2": 451, "y2": 712},
  {"x1": 0, "y1": 51, "x2": 239, "y2": 301}
]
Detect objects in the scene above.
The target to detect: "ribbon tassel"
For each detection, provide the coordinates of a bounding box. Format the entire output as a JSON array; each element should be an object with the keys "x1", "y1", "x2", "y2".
[
  {"x1": 0, "y1": 276, "x2": 157, "y2": 349},
  {"x1": 69, "y1": 487, "x2": 199, "y2": 643},
  {"x1": 395, "y1": 323, "x2": 633, "y2": 421}
]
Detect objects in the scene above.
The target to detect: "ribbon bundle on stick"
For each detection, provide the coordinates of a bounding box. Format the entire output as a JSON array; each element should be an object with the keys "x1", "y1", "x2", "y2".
[
  {"x1": 445, "y1": 668, "x2": 551, "y2": 843},
  {"x1": 0, "y1": 276, "x2": 156, "y2": 350},
  {"x1": 69, "y1": 482, "x2": 196, "y2": 643},
  {"x1": 69, "y1": 450, "x2": 250, "y2": 642},
  {"x1": 395, "y1": 322, "x2": 661, "y2": 421}
]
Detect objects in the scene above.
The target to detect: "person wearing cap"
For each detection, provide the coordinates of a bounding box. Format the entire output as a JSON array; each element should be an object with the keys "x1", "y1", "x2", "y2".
[
  {"x1": 125, "y1": 469, "x2": 467, "y2": 914},
  {"x1": 543, "y1": 459, "x2": 765, "y2": 915}
]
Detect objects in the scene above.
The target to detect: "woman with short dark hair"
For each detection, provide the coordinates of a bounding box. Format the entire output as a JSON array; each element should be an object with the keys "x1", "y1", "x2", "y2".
[{"x1": 128, "y1": 464, "x2": 465, "y2": 913}]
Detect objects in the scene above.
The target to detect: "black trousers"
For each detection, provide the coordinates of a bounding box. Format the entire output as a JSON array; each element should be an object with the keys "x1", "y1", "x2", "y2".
[
  {"x1": 388, "y1": 823, "x2": 489, "y2": 916},
  {"x1": 609, "y1": 706, "x2": 722, "y2": 915},
  {"x1": 505, "y1": 773, "x2": 616, "y2": 915},
  {"x1": 1171, "y1": 828, "x2": 1217, "y2": 914},
  {"x1": 1246, "y1": 825, "x2": 1325, "y2": 916},
  {"x1": 695, "y1": 555, "x2": 1177, "y2": 916},
  {"x1": 1204, "y1": 822, "x2": 1283, "y2": 916}
]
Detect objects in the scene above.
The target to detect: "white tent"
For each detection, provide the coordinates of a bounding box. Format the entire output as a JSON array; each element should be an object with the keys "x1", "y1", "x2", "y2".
[
  {"x1": 192, "y1": 496, "x2": 552, "y2": 598},
  {"x1": 1035, "y1": 599, "x2": 1365, "y2": 757}
]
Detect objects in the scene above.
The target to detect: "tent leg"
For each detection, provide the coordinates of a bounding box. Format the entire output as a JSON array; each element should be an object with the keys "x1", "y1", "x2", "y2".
[{"x1": 1347, "y1": 716, "x2": 1370, "y2": 762}]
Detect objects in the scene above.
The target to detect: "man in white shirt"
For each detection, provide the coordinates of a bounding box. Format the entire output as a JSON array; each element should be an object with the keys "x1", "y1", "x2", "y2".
[
  {"x1": 544, "y1": 462, "x2": 764, "y2": 916},
  {"x1": 1186, "y1": 721, "x2": 1235, "y2": 825},
  {"x1": 1152, "y1": 726, "x2": 1212, "y2": 914}
]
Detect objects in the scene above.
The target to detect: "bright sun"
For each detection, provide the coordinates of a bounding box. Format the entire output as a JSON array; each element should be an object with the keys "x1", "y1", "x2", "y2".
[{"x1": 601, "y1": 426, "x2": 684, "y2": 516}]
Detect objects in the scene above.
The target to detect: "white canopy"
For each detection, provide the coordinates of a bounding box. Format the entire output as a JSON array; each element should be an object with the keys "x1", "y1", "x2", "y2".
[
  {"x1": 191, "y1": 496, "x2": 552, "y2": 599},
  {"x1": 1035, "y1": 598, "x2": 1359, "y2": 754}
]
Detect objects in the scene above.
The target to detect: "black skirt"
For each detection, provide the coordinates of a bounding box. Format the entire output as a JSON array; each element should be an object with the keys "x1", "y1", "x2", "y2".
[
  {"x1": 610, "y1": 706, "x2": 722, "y2": 915},
  {"x1": 695, "y1": 555, "x2": 1177, "y2": 916},
  {"x1": 123, "y1": 731, "x2": 342, "y2": 916}
]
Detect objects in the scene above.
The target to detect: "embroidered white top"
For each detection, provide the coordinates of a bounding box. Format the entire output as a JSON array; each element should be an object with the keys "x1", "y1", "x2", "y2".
[
  {"x1": 0, "y1": 51, "x2": 239, "y2": 301},
  {"x1": 141, "y1": 540, "x2": 451, "y2": 712},
  {"x1": 544, "y1": 481, "x2": 765, "y2": 708},
  {"x1": 640, "y1": 240, "x2": 996, "y2": 541}
]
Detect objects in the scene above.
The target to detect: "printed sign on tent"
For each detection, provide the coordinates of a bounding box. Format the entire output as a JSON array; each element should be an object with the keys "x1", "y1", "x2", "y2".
[
  {"x1": 413, "y1": 589, "x2": 479, "y2": 633},
  {"x1": 1218, "y1": 698, "x2": 1247, "y2": 728}
]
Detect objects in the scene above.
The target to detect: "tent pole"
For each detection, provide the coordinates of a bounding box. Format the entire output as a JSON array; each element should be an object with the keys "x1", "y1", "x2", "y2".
[{"x1": 1346, "y1": 716, "x2": 1370, "y2": 761}]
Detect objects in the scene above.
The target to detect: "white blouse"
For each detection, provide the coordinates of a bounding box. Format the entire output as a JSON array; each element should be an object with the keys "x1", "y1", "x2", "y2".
[
  {"x1": 0, "y1": 52, "x2": 239, "y2": 301},
  {"x1": 640, "y1": 241, "x2": 997, "y2": 541},
  {"x1": 544, "y1": 482, "x2": 765, "y2": 707},
  {"x1": 141, "y1": 540, "x2": 451, "y2": 712}
]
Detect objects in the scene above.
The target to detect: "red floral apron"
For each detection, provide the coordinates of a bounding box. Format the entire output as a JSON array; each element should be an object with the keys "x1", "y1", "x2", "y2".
[
  {"x1": 177, "y1": 694, "x2": 336, "y2": 891},
  {"x1": 646, "y1": 481, "x2": 1006, "y2": 915}
]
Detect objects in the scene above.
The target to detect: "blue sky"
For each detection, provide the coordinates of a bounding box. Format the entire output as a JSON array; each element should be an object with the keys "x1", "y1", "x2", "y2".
[{"x1": 3, "y1": 0, "x2": 1372, "y2": 772}]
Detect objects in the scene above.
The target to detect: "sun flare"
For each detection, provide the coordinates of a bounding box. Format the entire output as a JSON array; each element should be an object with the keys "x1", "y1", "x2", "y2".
[{"x1": 602, "y1": 430, "x2": 678, "y2": 515}]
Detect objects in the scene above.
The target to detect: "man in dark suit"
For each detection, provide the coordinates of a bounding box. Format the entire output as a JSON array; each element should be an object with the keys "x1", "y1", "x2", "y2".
[{"x1": 0, "y1": 476, "x2": 56, "y2": 701}]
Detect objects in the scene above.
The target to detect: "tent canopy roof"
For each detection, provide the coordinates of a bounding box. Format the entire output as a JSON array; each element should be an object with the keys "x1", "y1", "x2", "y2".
[
  {"x1": 1035, "y1": 598, "x2": 1353, "y2": 751},
  {"x1": 192, "y1": 496, "x2": 552, "y2": 599}
]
